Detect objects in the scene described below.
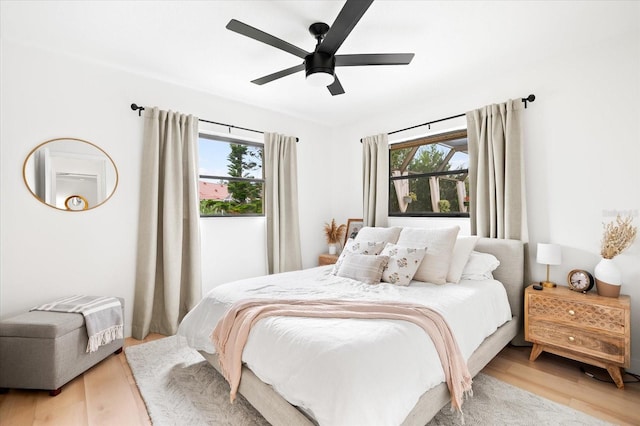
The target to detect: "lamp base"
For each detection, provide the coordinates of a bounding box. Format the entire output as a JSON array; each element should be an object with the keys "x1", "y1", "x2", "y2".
[{"x1": 541, "y1": 281, "x2": 556, "y2": 288}]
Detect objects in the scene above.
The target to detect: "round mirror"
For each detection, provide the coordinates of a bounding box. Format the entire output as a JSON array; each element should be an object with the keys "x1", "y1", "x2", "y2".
[{"x1": 23, "y1": 138, "x2": 118, "y2": 211}]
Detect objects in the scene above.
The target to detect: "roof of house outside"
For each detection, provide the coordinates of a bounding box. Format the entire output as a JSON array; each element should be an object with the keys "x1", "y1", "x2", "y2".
[{"x1": 199, "y1": 181, "x2": 229, "y2": 200}]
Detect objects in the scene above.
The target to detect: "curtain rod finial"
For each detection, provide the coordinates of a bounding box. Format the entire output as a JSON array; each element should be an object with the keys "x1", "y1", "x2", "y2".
[
  {"x1": 522, "y1": 94, "x2": 535, "y2": 108},
  {"x1": 131, "y1": 103, "x2": 145, "y2": 116}
]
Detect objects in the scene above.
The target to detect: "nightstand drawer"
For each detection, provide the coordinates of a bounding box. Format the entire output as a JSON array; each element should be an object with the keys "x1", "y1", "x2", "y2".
[
  {"x1": 528, "y1": 294, "x2": 626, "y2": 334},
  {"x1": 529, "y1": 320, "x2": 626, "y2": 364}
]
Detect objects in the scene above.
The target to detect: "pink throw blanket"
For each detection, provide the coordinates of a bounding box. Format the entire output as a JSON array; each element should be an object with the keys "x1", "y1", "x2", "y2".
[{"x1": 212, "y1": 298, "x2": 472, "y2": 413}]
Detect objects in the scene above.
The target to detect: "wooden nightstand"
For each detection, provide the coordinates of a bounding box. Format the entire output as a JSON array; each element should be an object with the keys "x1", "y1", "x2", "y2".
[
  {"x1": 524, "y1": 284, "x2": 630, "y2": 388},
  {"x1": 318, "y1": 253, "x2": 339, "y2": 266}
]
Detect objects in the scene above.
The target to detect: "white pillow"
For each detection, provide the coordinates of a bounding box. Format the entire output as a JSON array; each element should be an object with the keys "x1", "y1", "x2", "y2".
[
  {"x1": 354, "y1": 226, "x2": 402, "y2": 244},
  {"x1": 396, "y1": 226, "x2": 460, "y2": 285},
  {"x1": 460, "y1": 251, "x2": 500, "y2": 281},
  {"x1": 336, "y1": 253, "x2": 389, "y2": 285},
  {"x1": 447, "y1": 236, "x2": 480, "y2": 283},
  {"x1": 380, "y1": 243, "x2": 427, "y2": 286},
  {"x1": 331, "y1": 238, "x2": 387, "y2": 274}
]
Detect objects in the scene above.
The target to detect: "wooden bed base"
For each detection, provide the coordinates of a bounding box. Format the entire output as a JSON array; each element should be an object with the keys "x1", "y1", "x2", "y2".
[{"x1": 200, "y1": 237, "x2": 525, "y2": 425}]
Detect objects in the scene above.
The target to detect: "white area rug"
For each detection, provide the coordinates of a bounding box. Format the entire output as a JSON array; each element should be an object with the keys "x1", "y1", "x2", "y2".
[{"x1": 126, "y1": 336, "x2": 611, "y2": 426}]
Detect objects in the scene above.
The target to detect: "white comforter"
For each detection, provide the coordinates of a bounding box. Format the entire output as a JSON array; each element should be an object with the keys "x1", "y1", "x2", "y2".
[{"x1": 178, "y1": 266, "x2": 512, "y2": 426}]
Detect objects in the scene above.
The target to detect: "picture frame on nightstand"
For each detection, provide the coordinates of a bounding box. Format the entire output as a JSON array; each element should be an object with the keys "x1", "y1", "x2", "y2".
[{"x1": 344, "y1": 218, "x2": 363, "y2": 245}]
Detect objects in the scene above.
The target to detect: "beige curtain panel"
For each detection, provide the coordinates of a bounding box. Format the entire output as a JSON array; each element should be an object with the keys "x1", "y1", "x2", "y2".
[
  {"x1": 132, "y1": 107, "x2": 202, "y2": 340},
  {"x1": 466, "y1": 99, "x2": 528, "y2": 241},
  {"x1": 264, "y1": 132, "x2": 302, "y2": 274},
  {"x1": 362, "y1": 133, "x2": 389, "y2": 227}
]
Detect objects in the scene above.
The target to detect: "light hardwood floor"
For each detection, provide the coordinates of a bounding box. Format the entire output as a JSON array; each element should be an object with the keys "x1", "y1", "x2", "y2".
[{"x1": 1, "y1": 334, "x2": 639, "y2": 425}]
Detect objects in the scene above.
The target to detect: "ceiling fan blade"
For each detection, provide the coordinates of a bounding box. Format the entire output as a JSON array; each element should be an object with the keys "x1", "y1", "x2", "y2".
[
  {"x1": 318, "y1": 0, "x2": 374, "y2": 56},
  {"x1": 251, "y1": 63, "x2": 305, "y2": 85},
  {"x1": 336, "y1": 53, "x2": 415, "y2": 66},
  {"x1": 327, "y1": 75, "x2": 345, "y2": 96},
  {"x1": 226, "y1": 19, "x2": 309, "y2": 59}
]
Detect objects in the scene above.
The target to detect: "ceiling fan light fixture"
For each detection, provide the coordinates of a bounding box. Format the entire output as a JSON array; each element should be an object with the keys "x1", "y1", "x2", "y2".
[
  {"x1": 306, "y1": 71, "x2": 335, "y2": 87},
  {"x1": 305, "y1": 52, "x2": 335, "y2": 87}
]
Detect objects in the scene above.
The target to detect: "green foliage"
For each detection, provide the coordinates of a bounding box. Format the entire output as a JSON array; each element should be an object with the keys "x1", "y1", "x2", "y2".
[
  {"x1": 390, "y1": 149, "x2": 410, "y2": 171},
  {"x1": 413, "y1": 145, "x2": 449, "y2": 173},
  {"x1": 200, "y1": 198, "x2": 262, "y2": 216},
  {"x1": 226, "y1": 144, "x2": 262, "y2": 204},
  {"x1": 438, "y1": 199, "x2": 451, "y2": 212},
  {"x1": 391, "y1": 144, "x2": 450, "y2": 173}
]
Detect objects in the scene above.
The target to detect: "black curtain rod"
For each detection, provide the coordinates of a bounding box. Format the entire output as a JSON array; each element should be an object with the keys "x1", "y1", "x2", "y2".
[
  {"x1": 130, "y1": 103, "x2": 299, "y2": 142},
  {"x1": 361, "y1": 94, "x2": 535, "y2": 142}
]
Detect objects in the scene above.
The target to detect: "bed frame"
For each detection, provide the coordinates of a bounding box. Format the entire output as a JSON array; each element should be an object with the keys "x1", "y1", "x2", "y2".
[{"x1": 199, "y1": 237, "x2": 525, "y2": 426}]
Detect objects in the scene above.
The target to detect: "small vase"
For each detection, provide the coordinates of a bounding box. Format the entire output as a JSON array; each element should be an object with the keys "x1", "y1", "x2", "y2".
[
  {"x1": 328, "y1": 244, "x2": 337, "y2": 255},
  {"x1": 594, "y1": 258, "x2": 622, "y2": 297}
]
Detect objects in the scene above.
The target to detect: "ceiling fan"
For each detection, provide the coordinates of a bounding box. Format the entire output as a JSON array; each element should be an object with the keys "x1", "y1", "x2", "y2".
[{"x1": 226, "y1": 0, "x2": 414, "y2": 96}]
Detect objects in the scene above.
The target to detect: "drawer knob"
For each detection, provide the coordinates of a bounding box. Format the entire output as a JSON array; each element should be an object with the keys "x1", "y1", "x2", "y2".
[
  {"x1": 568, "y1": 310, "x2": 575, "y2": 316},
  {"x1": 568, "y1": 336, "x2": 575, "y2": 342}
]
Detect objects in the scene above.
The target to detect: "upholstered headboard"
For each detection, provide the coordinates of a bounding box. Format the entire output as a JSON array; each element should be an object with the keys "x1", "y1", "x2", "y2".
[{"x1": 474, "y1": 237, "x2": 525, "y2": 344}]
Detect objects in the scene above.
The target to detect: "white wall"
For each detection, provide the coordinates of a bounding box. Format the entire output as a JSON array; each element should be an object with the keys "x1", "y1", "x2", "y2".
[
  {"x1": 327, "y1": 29, "x2": 640, "y2": 371},
  {"x1": 0, "y1": 41, "x2": 333, "y2": 334}
]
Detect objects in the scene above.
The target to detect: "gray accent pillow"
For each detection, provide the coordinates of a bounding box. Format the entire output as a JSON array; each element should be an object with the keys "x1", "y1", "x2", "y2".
[{"x1": 336, "y1": 253, "x2": 389, "y2": 285}]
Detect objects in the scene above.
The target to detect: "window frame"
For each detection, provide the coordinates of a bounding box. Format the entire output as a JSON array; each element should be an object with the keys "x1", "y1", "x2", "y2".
[
  {"x1": 198, "y1": 132, "x2": 265, "y2": 218},
  {"x1": 388, "y1": 129, "x2": 470, "y2": 218}
]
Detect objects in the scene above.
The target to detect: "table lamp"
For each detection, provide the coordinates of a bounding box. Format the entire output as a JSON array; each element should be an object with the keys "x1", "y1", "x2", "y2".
[{"x1": 537, "y1": 243, "x2": 562, "y2": 288}]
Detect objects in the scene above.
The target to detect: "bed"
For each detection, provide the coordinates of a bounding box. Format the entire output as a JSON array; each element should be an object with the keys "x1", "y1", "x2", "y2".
[{"x1": 178, "y1": 233, "x2": 524, "y2": 426}]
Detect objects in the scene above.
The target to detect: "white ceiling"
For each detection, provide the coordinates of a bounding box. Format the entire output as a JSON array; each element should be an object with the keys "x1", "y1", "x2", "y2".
[{"x1": 2, "y1": 1, "x2": 636, "y2": 126}]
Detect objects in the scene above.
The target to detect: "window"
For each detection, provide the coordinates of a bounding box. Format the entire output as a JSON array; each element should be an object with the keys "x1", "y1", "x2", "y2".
[
  {"x1": 198, "y1": 134, "x2": 264, "y2": 216},
  {"x1": 389, "y1": 129, "x2": 469, "y2": 217}
]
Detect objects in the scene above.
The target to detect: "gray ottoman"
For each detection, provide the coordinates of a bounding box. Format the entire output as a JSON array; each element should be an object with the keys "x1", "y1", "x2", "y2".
[{"x1": 0, "y1": 298, "x2": 124, "y2": 395}]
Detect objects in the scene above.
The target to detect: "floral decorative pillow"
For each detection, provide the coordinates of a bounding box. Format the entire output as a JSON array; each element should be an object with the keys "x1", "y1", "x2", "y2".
[
  {"x1": 380, "y1": 243, "x2": 427, "y2": 286},
  {"x1": 331, "y1": 238, "x2": 387, "y2": 275}
]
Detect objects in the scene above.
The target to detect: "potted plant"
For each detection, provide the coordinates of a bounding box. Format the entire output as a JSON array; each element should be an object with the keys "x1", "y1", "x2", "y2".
[
  {"x1": 323, "y1": 219, "x2": 346, "y2": 255},
  {"x1": 595, "y1": 214, "x2": 637, "y2": 297},
  {"x1": 403, "y1": 192, "x2": 417, "y2": 204}
]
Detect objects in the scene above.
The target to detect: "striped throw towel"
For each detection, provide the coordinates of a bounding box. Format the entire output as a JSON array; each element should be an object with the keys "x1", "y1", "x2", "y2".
[{"x1": 31, "y1": 295, "x2": 124, "y2": 353}]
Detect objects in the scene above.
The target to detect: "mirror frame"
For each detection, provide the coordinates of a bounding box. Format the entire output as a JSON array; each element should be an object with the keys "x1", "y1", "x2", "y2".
[{"x1": 23, "y1": 137, "x2": 119, "y2": 212}]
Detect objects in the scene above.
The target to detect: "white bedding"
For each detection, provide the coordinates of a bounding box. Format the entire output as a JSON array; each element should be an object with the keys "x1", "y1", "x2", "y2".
[{"x1": 178, "y1": 265, "x2": 512, "y2": 426}]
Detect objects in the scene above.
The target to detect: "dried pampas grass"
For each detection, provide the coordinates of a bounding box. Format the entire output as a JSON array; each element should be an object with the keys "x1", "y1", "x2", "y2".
[
  {"x1": 601, "y1": 214, "x2": 637, "y2": 259},
  {"x1": 324, "y1": 219, "x2": 346, "y2": 244}
]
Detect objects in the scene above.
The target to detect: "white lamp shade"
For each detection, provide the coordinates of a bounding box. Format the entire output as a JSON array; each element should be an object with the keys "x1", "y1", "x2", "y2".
[
  {"x1": 536, "y1": 243, "x2": 562, "y2": 265},
  {"x1": 306, "y1": 71, "x2": 334, "y2": 87}
]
